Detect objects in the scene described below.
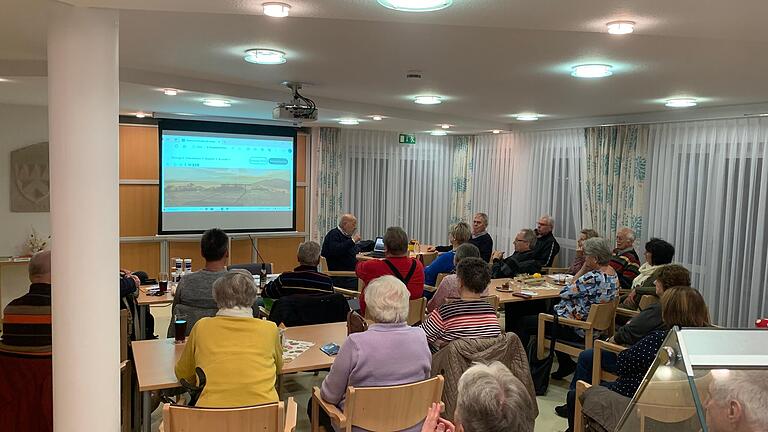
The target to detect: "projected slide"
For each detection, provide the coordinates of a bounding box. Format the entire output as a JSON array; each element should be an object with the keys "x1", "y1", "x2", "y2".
[{"x1": 159, "y1": 126, "x2": 296, "y2": 233}]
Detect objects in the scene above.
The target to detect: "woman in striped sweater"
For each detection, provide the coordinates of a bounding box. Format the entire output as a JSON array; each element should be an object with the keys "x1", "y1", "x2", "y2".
[{"x1": 421, "y1": 257, "x2": 501, "y2": 352}]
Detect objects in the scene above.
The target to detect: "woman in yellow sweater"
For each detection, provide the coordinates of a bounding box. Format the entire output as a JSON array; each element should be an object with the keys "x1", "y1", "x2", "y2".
[{"x1": 175, "y1": 270, "x2": 283, "y2": 407}]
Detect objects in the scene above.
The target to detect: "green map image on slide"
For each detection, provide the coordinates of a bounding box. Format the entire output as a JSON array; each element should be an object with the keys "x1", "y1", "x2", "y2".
[{"x1": 164, "y1": 167, "x2": 291, "y2": 207}]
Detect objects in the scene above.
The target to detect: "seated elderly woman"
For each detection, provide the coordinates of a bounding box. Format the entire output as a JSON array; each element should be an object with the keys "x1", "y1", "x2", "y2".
[
  {"x1": 421, "y1": 361, "x2": 536, "y2": 432},
  {"x1": 622, "y1": 237, "x2": 675, "y2": 309},
  {"x1": 568, "y1": 228, "x2": 600, "y2": 275},
  {"x1": 174, "y1": 270, "x2": 282, "y2": 407},
  {"x1": 421, "y1": 257, "x2": 501, "y2": 351},
  {"x1": 424, "y1": 222, "x2": 472, "y2": 288},
  {"x1": 314, "y1": 275, "x2": 432, "y2": 432},
  {"x1": 426, "y1": 243, "x2": 483, "y2": 313}
]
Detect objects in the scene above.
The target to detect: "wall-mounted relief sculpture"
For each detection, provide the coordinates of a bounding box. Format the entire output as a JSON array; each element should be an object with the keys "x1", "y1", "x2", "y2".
[{"x1": 11, "y1": 142, "x2": 49, "y2": 212}]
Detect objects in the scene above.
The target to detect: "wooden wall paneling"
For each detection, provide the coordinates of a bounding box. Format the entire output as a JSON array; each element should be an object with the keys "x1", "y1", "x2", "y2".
[
  {"x1": 296, "y1": 134, "x2": 307, "y2": 183},
  {"x1": 168, "y1": 242, "x2": 204, "y2": 272},
  {"x1": 296, "y1": 187, "x2": 306, "y2": 233},
  {"x1": 119, "y1": 125, "x2": 158, "y2": 180},
  {"x1": 257, "y1": 237, "x2": 303, "y2": 273},
  {"x1": 230, "y1": 239, "x2": 253, "y2": 265},
  {"x1": 120, "y1": 243, "x2": 161, "y2": 279},
  {"x1": 120, "y1": 185, "x2": 159, "y2": 237}
]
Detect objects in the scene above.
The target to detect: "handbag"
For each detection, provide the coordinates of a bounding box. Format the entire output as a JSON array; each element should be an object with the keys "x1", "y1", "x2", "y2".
[
  {"x1": 346, "y1": 310, "x2": 368, "y2": 335},
  {"x1": 527, "y1": 313, "x2": 558, "y2": 396}
]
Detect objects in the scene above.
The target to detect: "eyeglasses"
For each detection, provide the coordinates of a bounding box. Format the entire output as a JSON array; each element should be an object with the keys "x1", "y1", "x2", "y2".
[{"x1": 514, "y1": 238, "x2": 527, "y2": 243}]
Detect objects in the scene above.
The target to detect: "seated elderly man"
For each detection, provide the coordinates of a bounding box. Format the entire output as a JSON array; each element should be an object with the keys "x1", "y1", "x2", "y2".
[
  {"x1": 490, "y1": 228, "x2": 541, "y2": 278},
  {"x1": 356, "y1": 226, "x2": 424, "y2": 314},
  {"x1": 610, "y1": 227, "x2": 641, "y2": 290},
  {"x1": 175, "y1": 270, "x2": 282, "y2": 407},
  {"x1": 532, "y1": 215, "x2": 560, "y2": 267},
  {"x1": 706, "y1": 370, "x2": 768, "y2": 432},
  {"x1": 321, "y1": 213, "x2": 362, "y2": 289},
  {"x1": 1, "y1": 250, "x2": 52, "y2": 348},
  {"x1": 169, "y1": 228, "x2": 258, "y2": 337},
  {"x1": 432, "y1": 213, "x2": 494, "y2": 262},
  {"x1": 263, "y1": 241, "x2": 333, "y2": 298},
  {"x1": 421, "y1": 257, "x2": 501, "y2": 351},
  {"x1": 421, "y1": 361, "x2": 536, "y2": 432},
  {"x1": 313, "y1": 275, "x2": 431, "y2": 432}
]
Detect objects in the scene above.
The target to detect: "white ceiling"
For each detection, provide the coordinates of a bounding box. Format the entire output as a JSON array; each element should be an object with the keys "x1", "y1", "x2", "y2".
[{"x1": 2, "y1": 0, "x2": 768, "y2": 133}]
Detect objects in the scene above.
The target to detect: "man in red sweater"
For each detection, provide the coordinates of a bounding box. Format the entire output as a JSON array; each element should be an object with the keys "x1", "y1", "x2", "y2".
[{"x1": 356, "y1": 226, "x2": 425, "y2": 314}]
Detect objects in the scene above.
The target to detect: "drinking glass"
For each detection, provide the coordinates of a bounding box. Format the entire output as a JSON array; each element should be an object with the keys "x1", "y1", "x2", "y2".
[
  {"x1": 174, "y1": 313, "x2": 188, "y2": 343},
  {"x1": 158, "y1": 271, "x2": 169, "y2": 294}
]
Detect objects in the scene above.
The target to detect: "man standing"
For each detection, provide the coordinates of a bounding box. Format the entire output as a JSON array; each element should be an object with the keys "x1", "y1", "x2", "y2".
[
  {"x1": 263, "y1": 241, "x2": 334, "y2": 298},
  {"x1": 321, "y1": 213, "x2": 361, "y2": 288},
  {"x1": 0, "y1": 250, "x2": 52, "y2": 348},
  {"x1": 433, "y1": 213, "x2": 494, "y2": 262},
  {"x1": 610, "y1": 227, "x2": 641, "y2": 290},
  {"x1": 532, "y1": 215, "x2": 560, "y2": 267},
  {"x1": 490, "y1": 229, "x2": 541, "y2": 278}
]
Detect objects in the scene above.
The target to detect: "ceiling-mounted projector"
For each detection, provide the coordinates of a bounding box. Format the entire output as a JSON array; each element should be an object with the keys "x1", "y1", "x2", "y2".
[{"x1": 273, "y1": 81, "x2": 318, "y2": 122}]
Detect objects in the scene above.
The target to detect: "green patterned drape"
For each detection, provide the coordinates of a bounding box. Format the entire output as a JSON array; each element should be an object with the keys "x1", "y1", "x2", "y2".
[
  {"x1": 583, "y1": 125, "x2": 649, "y2": 241},
  {"x1": 449, "y1": 135, "x2": 475, "y2": 224},
  {"x1": 313, "y1": 127, "x2": 344, "y2": 242}
]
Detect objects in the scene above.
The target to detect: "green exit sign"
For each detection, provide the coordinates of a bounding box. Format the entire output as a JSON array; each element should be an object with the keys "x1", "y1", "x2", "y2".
[{"x1": 399, "y1": 133, "x2": 416, "y2": 144}]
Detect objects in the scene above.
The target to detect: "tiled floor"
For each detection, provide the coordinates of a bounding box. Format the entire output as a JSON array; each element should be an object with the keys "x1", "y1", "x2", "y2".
[{"x1": 147, "y1": 305, "x2": 570, "y2": 432}]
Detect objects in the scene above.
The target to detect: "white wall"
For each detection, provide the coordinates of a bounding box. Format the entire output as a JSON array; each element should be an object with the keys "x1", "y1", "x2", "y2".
[{"x1": 0, "y1": 103, "x2": 49, "y2": 314}]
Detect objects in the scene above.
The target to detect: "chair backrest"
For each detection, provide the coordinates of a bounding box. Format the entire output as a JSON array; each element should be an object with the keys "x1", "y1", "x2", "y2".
[
  {"x1": 407, "y1": 297, "x2": 427, "y2": 325},
  {"x1": 343, "y1": 376, "x2": 444, "y2": 432},
  {"x1": 0, "y1": 348, "x2": 53, "y2": 432},
  {"x1": 586, "y1": 298, "x2": 618, "y2": 333},
  {"x1": 268, "y1": 293, "x2": 350, "y2": 327},
  {"x1": 162, "y1": 398, "x2": 296, "y2": 432},
  {"x1": 419, "y1": 251, "x2": 439, "y2": 267},
  {"x1": 228, "y1": 262, "x2": 274, "y2": 275},
  {"x1": 435, "y1": 272, "x2": 448, "y2": 288},
  {"x1": 482, "y1": 295, "x2": 500, "y2": 311},
  {"x1": 319, "y1": 256, "x2": 328, "y2": 272},
  {"x1": 638, "y1": 295, "x2": 658, "y2": 310}
]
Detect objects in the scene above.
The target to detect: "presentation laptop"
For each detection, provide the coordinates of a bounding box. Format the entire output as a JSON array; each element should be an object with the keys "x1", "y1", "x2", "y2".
[{"x1": 366, "y1": 236, "x2": 385, "y2": 258}]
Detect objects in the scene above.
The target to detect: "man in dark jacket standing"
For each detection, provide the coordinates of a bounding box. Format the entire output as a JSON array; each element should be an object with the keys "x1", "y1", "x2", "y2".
[
  {"x1": 532, "y1": 215, "x2": 560, "y2": 267},
  {"x1": 321, "y1": 213, "x2": 361, "y2": 288}
]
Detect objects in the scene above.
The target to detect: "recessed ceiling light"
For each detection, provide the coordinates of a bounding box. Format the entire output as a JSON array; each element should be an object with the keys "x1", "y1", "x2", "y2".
[
  {"x1": 244, "y1": 49, "x2": 287, "y2": 65},
  {"x1": 606, "y1": 21, "x2": 635, "y2": 35},
  {"x1": 203, "y1": 98, "x2": 232, "y2": 107},
  {"x1": 262, "y1": 2, "x2": 291, "y2": 17},
  {"x1": 430, "y1": 130, "x2": 448, "y2": 136},
  {"x1": 162, "y1": 88, "x2": 179, "y2": 96},
  {"x1": 135, "y1": 112, "x2": 148, "y2": 118},
  {"x1": 492, "y1": 130, "x2": 501, "y2": 134},
  {"x1": 172, "y1": 112, "x2": 196, "y2": 116},
  {"x1": 571, "y1": 64, "x2": 613, "y2": 78},
  {"x1": 515, "y1": 113, "x2": 540, "y2": 121},
  {"x1": 0, "y1": 77, "x2": 10, "y2": 82},
  {"x1": 371, "y1": 115, "x2": 384, "y2": 121},
  {"x1": 441, "y1": 124, "x2": 451, "y2": 129},
  {"x1": 414, "y1": 95, "x2": 442, "y2": 105},
  {"x1": 665, "y1": 98, "x2": 698, "y2": 108},
  {"x1": 377, "y1": 0, "x2": 452, "y2": 12},
  {"x1": 339, "y1": 118, "x2": 359, "y2": 125}
]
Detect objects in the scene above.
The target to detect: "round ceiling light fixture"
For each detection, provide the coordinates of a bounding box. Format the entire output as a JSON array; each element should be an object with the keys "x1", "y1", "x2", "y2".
[
  {"x1": 377, "y1": 0, "x2": 452, "y2": 12},
  {"x1": 430, "y1": 130, "x2": 448, "y2": 136},
  {"x1": 441, "y1": 124, "x2": 451, "y2": 129},
  {"x1": 135, "y1": 111, "x2": 148, "y2": 118},
  {"x1": 414, "y1": 95, "x2": 442, "y2": 105},
  {"x1": 203, "y1": 98, "x2": 232, "y2": 107},
  {"x1": 262, "y1": 2, "x2": 291, "y2": 17},
  {"x1": 492, "y1": 130, "x2": 501, "y2": 134},
  {"x1": 244, "y1": 49, "x2": 287, "y2": 65},
  {"x1": 162, "y1": 88, "x2": 179, "y2": 96},
  {"x1": 665, "y1": 98, "x2": 698, "y2": 108},
  {"x1": 339, "y1": 118, "x2": 360, "y2": 125},
  {"x1": 571, "y1": 64, "x2": 613, "y2": 78},
  {"x1": 371, "y1": 115, "x2": 384, "y2": 121},
  {"x1": 606, "y1": 21, "x2": 635, "y2": 35},
  {"x1": 515, "y1": 113, "x2": 540, "y2": 121}
]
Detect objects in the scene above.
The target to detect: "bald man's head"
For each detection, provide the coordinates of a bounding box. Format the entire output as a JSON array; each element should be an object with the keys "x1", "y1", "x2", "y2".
[
  {"x1": 339, "y1": 213, "x2": 358, "y2": 236},
  {"x1": 29, "y1": 250, "x2": 51, "y2": 284},
  {"x1": 615, "y1": 227, "x2": 636, "y2": 250}
]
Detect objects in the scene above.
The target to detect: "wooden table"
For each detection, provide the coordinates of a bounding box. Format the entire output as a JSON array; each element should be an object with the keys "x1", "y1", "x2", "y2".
[
  {"x1": 487, "y1": 277, "x2": 564, "y2": 304},
  {"x1": 132, "y1": 321, "x2": 348, "y2": 432},
  {"x1": 136, "y1": 285, "x2": 174, "y2": 341},
  {"x1": 356, "y1": 245, "x2": 435, "y2": 262}
]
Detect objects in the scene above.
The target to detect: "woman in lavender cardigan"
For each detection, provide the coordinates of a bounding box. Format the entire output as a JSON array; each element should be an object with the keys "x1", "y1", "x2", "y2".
[{"x1": 313, "y1": 275, "x2": 432, "y2": 432}]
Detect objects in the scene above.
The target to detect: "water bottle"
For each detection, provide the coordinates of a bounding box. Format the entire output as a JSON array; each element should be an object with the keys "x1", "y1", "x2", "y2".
[
  {"x1": 259, "y1": 263, "x2": 267, "y2": 291},
  {"x1": 184, "y1": 258, "x2": 192, "y2": 274}
]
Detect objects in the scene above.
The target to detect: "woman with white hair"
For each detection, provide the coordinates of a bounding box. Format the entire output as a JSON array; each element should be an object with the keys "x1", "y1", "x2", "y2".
[
  {"x1": 175, "y1": 270, "x2": 283, "y2": 407},
  {"x1": 421, "y1": 361, "x2": 536, "y2": 432},
  {"x1": 314, "y1": 275, "x2": 432, "y2": 431}
]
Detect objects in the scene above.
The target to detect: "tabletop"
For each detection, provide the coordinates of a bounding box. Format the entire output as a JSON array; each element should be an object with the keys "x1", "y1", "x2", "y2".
[
  {"x1": 356, "y1": 245, "x2": 436, "y2": 262},
  {"x1": 137, "y1": 285, "x2": 174, "y2": 306},
  {"x1": 487, "y1": 276, "x2": 565, "y2": 304}
]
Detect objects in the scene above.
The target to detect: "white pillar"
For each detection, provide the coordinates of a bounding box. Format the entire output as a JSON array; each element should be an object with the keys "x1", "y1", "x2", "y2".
[{"x1": 48, "y1": 4, "x2": 120, "y2": 431}]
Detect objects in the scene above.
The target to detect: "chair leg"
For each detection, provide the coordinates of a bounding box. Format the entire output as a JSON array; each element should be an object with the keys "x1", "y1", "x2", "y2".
[
  {"x1": 311, "y1": 395, "x2": 320, "y2": 432},
  {"x1": 574, "y1": 380, "x2": 589, "y2": 432},
  {"x1": 537, "y1": 314, "x2": 546, "y2": 360}
]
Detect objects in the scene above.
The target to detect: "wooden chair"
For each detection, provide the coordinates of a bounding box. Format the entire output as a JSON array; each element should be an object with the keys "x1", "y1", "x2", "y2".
[
  {"x1": 537, "y1": 298, "x2": 619, "y2": 361},
  {"x1": 638, "y1": 295, "x2": 658, "y2": 310},
  {"x1": 419, "y1": 251, "x2": 438, "y2": 267},
  {"x1": 162, "y1": 398, "x2": 297, "y2": 432},
  {"x1": 574, "y1": 380, "x2": 591, "y2": 432},
  {"x1": 408, "y1": 297, "x2": 427, "y2": 325},
  {"x1": 310, "y1": 376, "x2": 444, "y2": 432},
  {"x1": 228, "y1": 262, "x2": 275, "y2": 275},
  {"x1": 119, "y1": 309, "x2": 133, "y2": 432},
  {"x1": 616, "y1": 307, "x2": 640, "y2": 320},
  {"x1": 592, "y1": 339, "x2": 625, "y2": 385},
  {"x1": 321, "y1": 256, "x2": 364, "y2": 293}
]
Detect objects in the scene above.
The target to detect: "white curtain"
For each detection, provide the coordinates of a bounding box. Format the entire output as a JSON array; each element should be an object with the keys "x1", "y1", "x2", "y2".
[
  {"x1": 472, "y1": 129, "x2": 587, "y2": 264},
  {"x1": 337, "y1": 129, "x2": 455, "y2": 245},
  {"x1": 647, "y1": 118, "x2": 768, "y2": 327}
]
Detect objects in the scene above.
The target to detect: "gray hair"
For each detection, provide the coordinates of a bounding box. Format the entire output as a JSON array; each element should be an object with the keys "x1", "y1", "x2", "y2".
[
  {"x1": 297, "y1": 241, "x2": 321, "y2": 266},
  {"x1": 519, "y1": 228, "x2": 537, "y2": 249},
  {"x1": 457, "y1": 257, "x2": 491, "y2": 294},
  {"x1": 29, "y1": 250, "x2": 51, "y2": 278},
  {"x1": 540, "y1": 215, "x2": 555, "y2": 227},
  {"x1": 618, "y1": 227, "x2": 636, "y2": 242},
  {"x1": 450, "y1": 222, "x2": 472, "y2": 244},
  {"x1": 583, "y1": 237, "x2": 612, "y2": 265},
  {"x1": 475, "y1": 212, "x2": 489, "y2": 226},
  {"x1": 456, "y1": 362, "x2": 535, "y2": 432},
  {"x1": 212, "y1": 269, "x2": 258, "y2": 309},
  {"x1": 454, "y1": 243, "x2": 481, "y2": 265},
  {"x1": 364, "y1": 275, "x2": 409, "y2": 324},
  {"x1": 709, "y1": 370, "x2": 768, "y2": 430}
]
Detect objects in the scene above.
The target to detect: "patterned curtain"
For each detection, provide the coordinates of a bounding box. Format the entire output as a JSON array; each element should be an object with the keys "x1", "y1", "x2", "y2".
[
  {"x1": 449, "y1": 135, "x2": 475, "y2": 224},
  {"x1": 583, "y1": 125, "x2": 649, "y2": 241},
  {"x1": 310, "y1": 127, "x2": 344, "y2": 242}
]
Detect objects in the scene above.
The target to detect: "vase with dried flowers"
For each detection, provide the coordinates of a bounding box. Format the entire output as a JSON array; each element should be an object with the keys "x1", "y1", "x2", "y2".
[{"x1": 25, "y1": 227, "x2": 50, "y2": 256}]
